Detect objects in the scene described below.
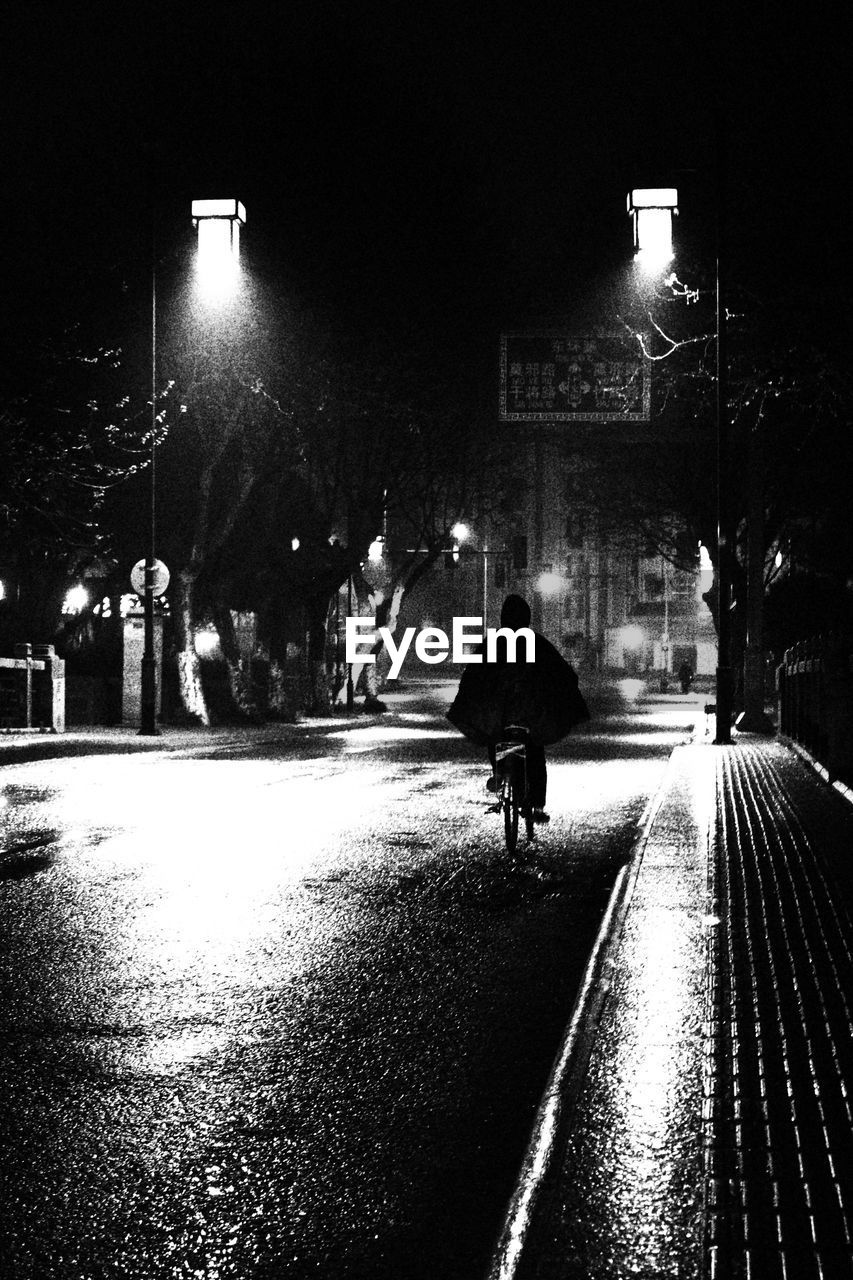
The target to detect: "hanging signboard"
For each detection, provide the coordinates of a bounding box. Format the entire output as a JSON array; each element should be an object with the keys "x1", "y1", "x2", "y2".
[{"x1": 499, "y1": 330, "x2": 651, "y2": 422}]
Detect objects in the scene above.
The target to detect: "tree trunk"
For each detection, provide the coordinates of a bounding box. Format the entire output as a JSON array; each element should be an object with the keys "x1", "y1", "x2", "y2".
[
  {"x1": 362, "y1": 579, "x2": 405, "y2": 696},
  {"x1": 172, "y1": 569, "x2": 209, "y2": 725},
  {"x1": 214, "y1": 603, "x2": 261, "y2": 721},
  {"x1": 265, "y1": 601, "x2": 299, "y2": 721},
  {"x1": 306, "y1": 620, "x2": 332, "y2": 714}
]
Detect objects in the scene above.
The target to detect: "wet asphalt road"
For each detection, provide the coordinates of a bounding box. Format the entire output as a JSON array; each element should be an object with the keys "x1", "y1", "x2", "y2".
[{"x1": 0, "y1": 679, "x2": 698, "y2": 1280}]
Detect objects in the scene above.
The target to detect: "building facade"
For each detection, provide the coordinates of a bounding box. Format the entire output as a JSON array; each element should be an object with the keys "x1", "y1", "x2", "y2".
[{"x1": 398, "y1": 430, "x2": 717, "y2": 677}]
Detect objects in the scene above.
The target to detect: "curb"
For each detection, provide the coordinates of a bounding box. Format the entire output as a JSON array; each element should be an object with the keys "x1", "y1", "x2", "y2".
[{"x1": 486, "y1": 745, "x2": 678, "y2": 1280}]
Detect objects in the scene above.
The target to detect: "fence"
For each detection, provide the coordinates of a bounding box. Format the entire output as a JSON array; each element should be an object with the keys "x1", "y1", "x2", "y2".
[
  {"x1": 0, "y1": 643, "x2": 65, "y2": 733},
  {"x1": 778, "y1": 632, "x2": 853, "y2": 787}
]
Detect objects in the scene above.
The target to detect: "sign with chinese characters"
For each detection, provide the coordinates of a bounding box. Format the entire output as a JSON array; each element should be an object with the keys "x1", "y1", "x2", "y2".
[{"x1": 499, "y1": 331, "x2": 651, "y2": 422}]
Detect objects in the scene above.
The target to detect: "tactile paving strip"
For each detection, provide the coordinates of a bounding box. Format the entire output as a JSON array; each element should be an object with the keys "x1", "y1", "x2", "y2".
[{"x1": 706, "y1": 743, "x2": 853, "y2": 1279}]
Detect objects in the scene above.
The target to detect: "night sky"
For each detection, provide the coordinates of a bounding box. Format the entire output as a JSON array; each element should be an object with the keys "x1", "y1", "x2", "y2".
[{"x1": 3, "y1": 4, "x2": 850, "y2": 387}]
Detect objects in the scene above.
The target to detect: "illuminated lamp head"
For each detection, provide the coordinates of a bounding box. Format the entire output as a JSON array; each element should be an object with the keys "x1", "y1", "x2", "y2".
[
  {"x1": 191, "y1": 198, "x2": 246, "y2": 301},
  {"x1": 627, "y1": 188, "x2": 678, "y2": 272}
]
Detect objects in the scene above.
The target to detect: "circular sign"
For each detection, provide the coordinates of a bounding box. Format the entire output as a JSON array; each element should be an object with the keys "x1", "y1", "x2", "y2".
[{"x1": 130, "y1": 558, "x2": 171, "y2": 597}]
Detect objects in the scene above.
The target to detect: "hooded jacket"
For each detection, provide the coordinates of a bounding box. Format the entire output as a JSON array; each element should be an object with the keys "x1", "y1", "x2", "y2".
[{"x1": 446, "y1": 594, "x2": 590, "y2": 746}]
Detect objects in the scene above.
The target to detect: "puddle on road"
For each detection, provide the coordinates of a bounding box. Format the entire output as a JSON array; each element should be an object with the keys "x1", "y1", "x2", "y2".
[
  {"x1": 0, "y1": 850, "x2": 57, "y2": 880},
  {"x1": 0, "y1": 783, "x2": 58, "y2": 808},
  {"x1": 0, "y1": 829, "x2": 61, "y2": 879}
]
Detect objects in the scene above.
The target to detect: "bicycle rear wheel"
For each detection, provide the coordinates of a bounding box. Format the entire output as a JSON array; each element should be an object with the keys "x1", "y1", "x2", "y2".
[
  {"x1": 524, "y1": 801, "x2": 535, "y2": 843},
  {"x1": 503, "y1": 775, "x2": 519, "y2": 853}
]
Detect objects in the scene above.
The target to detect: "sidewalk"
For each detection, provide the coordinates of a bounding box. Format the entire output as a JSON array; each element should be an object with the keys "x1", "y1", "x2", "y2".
[
  {"x1": 491, "y1": 713, "x2": 853, "y2": 1280},
  {"x1": 0, "y1": 723, "x2": 306, "y2": 767},
  {"x1": 0, "y1": 682, "x2": 449, "y2": 768}
]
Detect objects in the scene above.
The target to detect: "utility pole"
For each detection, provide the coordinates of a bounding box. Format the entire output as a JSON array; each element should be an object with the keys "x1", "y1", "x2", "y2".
[
  {"x1": 714, "y1": 118, "x2": 733, "y2": 745},
  {"x1": 736, "y1": 416, "x2": 775, "y2": 733},
  {"x1": 140, "y1": 211, "x2": 159, "y2": 736},
  {"x1": 346, "y1": 572, "x2": 354, "y2": 712},
  {"x1": 660, "y1": 556, "x2": 670, "y2": 693}
]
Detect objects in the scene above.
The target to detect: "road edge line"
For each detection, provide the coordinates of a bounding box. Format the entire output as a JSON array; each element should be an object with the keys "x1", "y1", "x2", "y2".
[{"x1": 485, "y1": 747, "x2": 678, "y2": 1280}]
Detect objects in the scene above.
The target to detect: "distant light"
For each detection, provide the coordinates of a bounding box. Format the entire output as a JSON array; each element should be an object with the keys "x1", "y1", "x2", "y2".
[
  {"x1": 535, "y1": 571, "x2": 567, "y2": 597},
  {"x1": 368, "y1": 538, "x2": 384, "y2": 563},
  {"x1": 775, "y1": 550, "x2": 783, "y2": 568},
  {"x1": 620, "y1": 624, "x2": 645, "y2": 649},
  {"x1": 0, "y1": 580, "x2": 5, "y2": 602},
  {"x1": 63, "y1": 585, "x2": 89, "y2": 615},
  {"x1": 194, "y1": 628, "x2": 219, "y2": 657},
  {"x1": 698, "y1": 542, "x2": 713, "y2": 571},
  {"x1": 628, "y1": 188, "x2": 678, "y2": 271},
  {"x1": 120, "y1": 594, "x2": 135, "y2": 617},
  {"x1": 451, "y1": 522, "x2": 470, "y2": 542},
  {"x1": 192, "y1": 197, "x2": 245, "y2": 300},
  {"x1": 291, "y1": 537, "x2": 300, "y2": 551}
]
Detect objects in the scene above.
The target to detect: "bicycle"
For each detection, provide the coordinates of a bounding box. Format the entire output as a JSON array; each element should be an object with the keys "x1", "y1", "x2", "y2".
[{"x1": 493, "y1": 725, "x2": 535, "y2": 853}]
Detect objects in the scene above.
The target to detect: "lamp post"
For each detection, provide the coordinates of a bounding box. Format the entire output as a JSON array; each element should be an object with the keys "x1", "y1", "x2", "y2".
[
  {"x1": 346, "y1": 572, "x2": 354, "y2": 712},
  {"x1": 660, "y1": 555, "x2": 670, "y2": 692},
  {"x1": 627, "y1": 180, "x2": 733, "y2": 741},
  {"x1": 139, "y1": 218, "x2": 160, "y2": 736},
  {"x1": 139, "y1": 197, "x2": 246, "y2": 735},
  {"x1": 713, "y1": 136, "x2": 733, "y2": 744},
  {"x1": 452, "y1": 522, "x2": 493, "y2": 623}
]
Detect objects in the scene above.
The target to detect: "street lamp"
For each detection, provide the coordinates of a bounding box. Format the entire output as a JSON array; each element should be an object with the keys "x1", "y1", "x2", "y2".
[
  {"x1": 451, "y1": 523, "x2": 494, "y2": 621},
  {"x1": 626, "y1": 179, "x2": 733, "y2": 741},
  {"x1": 139, "y1": 197, "x2": 246, "y2": 736}
]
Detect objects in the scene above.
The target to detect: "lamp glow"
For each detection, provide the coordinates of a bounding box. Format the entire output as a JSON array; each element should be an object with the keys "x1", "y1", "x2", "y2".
[
  {"x1": 620, "y1": 624, "x2": 645, "y2": 649},
  {"x1": 63, "y1": 585, "x2": 89, "y2": 615},
  {"x1": 535, "y1": 571, "x2": 567, "y2": 597},
  {"x1": 192, "y1": 198, "x2": 245, "y2": 300},
  {"x1": 194, "y1": 628, "x2": 219, "y2": 657},
  {"x1": 628, "y1": 188, "x2": 678, "y2": 270},
  {"x1": 368, "y1": 538, "x2": 384, "y2": 563}
]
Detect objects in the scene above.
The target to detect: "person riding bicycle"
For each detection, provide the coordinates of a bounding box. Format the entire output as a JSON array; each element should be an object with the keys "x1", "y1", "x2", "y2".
[{"x1": 447, "y1": 593, "x2": 589, "y2": 823}]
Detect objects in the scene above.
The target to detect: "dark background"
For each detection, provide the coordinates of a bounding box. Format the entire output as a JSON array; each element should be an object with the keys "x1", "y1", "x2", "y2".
[{"x1": 4, "y1": 3, "x2": 849, "y2": 377}]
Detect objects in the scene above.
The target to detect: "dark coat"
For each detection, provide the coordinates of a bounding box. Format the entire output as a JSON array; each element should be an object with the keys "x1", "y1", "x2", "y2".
[{"x1": 446, "y1": 632, "x2": 590, "y2": 747}]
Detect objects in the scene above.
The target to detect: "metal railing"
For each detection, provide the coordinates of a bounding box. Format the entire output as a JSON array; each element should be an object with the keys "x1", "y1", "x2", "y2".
[
  {"x1": 0, "y1": 643, "x2": 65, "y2": 733},
  {"x1": 778, "y1": 632, "x2": 853, "y2": 787}
]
